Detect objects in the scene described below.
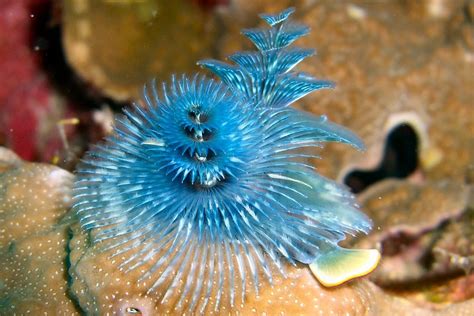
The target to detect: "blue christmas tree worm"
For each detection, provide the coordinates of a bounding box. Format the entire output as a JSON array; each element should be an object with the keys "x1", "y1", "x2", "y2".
[{"x1": 73, "y1": 7, "x2": 380, "y2": 313}]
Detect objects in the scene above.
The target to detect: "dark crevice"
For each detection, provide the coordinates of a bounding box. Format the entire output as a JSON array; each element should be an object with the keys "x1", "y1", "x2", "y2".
[
  {"x1": 184, "y1": 126, "x2": 213, "y2": 142},
  {"x1": 25, "y1": 3, "x2": 129, "y2": 167},
  {"x1": 344, "y1": 123, "x2": 419, "y2": 193},
  {"x1": 64, "y1": 226, "x2": 87, "y2": 316},
  {"x1": 463, "y1": 2, "x2": 473, "y2": 23},
  {"x1": 30, "y1": 1, "x2": 126, "y2": 111},
  {"x1": 188, "y1": 109, "x2": 209, "y2": 124}
]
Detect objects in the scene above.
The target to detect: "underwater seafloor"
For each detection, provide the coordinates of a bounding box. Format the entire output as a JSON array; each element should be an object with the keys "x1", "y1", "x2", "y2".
[{"x1": 0, "y1": 0, "x2": 473, "y2": 315}]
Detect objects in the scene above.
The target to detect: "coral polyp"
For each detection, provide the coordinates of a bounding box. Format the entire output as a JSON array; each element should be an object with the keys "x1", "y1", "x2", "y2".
[{"x1": 73, "y1": 7, "x2": 379, "y2": 313}]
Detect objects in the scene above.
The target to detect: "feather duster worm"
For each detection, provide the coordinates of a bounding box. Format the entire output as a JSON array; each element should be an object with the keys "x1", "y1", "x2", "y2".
[{"x1": 73, "y1": 7, "x2": 380, "y2": 313}]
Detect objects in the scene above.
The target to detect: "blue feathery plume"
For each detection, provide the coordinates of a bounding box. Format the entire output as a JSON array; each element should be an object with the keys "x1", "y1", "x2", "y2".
[{"x1": 73, "y1": 7, "x2": 379, "y2": 313}]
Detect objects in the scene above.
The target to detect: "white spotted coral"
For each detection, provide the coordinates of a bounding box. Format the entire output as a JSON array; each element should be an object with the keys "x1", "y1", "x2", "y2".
[{"x1": 73, "y1": 7, "x2": 374, "y2": 313}]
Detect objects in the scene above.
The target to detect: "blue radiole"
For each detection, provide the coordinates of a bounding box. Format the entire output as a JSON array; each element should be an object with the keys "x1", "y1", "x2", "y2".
[{"x1": 73, "y1": 7, "x2": 380, "y2": 313}]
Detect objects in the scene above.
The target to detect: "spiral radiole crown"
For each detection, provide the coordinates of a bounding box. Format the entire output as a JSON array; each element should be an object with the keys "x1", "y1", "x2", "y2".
[
  {"x1": 73, "y1": 7, "x2": 375, "y2": 313},
  {"x1": 138, "y1": 75, "x2": 253, "y2": 191}
]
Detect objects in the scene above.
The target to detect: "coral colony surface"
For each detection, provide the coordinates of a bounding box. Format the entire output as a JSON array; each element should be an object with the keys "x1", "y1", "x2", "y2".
[
  {"x1": 72, "y1": 7, "x2": 379, "y2": 314},
  {"x1": 2, "y1": 1, "x2": 474, "y2": 315},
  {"x1": 62, "y1": 0, "x2": 221, "y2": 101}
]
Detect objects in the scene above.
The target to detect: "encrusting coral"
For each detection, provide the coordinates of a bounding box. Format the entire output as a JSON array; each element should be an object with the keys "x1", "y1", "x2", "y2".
[
  {"x1": 214, "y1": 1, "x2": 474, "y2": 309},
  {"x1": 1, "y1": 0, "x2": 474, "y2": 314},
  {"x1": 66, "y1": 227, "x2": 417, "y2": 315},
  {"x1": 71, "y1": 7, "x2": 380, "y2": 314},
  {"x1": 355, "y1": 179, "x2": 472, "y2": 285},
  {"x1": 218, "y1": 0, "x2": 473, "y2": 185},
  {"x1": 62, "y1": 0, "x2": 220, "y2": 101},
  {"x1": 0, "y1": 147, "x2": 77, "y2": 314},
  {"x1": 0, "y1": 144, "x2": 473, "y2": 313},
  {"x1": 0, "y1": 164, "x2": 468, "y2": 316}
]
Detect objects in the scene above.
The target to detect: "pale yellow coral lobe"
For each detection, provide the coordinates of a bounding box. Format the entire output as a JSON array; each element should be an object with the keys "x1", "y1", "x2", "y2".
[{"x1": 309, "y1": 248, "x2": 381, "y2": 287}]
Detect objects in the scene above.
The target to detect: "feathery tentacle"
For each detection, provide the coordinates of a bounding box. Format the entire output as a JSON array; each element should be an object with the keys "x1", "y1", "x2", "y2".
[{"x1": 73, "y1": 7, "x2": 376, "y2": 313}]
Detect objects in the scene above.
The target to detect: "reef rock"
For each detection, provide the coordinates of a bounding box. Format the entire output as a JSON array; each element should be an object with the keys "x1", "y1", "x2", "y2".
[
  {"x1": 68, "y1": 219, "x2": 474, "y2": 315},
  {"x1": 62, "y1": 0, "x2": 221, "y2": 101},
  {"x1": 67, "y1": 222, "x2": 419, "y2": 315},
  {"x1": 354, "y1": 179, "x2": 473, "y2": 295},
  {"x1": 217, "y1": 0, "x2": 474, "y2": 185},
  {"x1": 213, "y1": 0, "x2": 474, "y2": 310},
  {"x1": 0, "y1": 147, "x2": 78, "y2": 314},
  {"x1": 2, "y1": 0, "x2": 474, "y2": 314},
  {"x1": 0, "y1": 148, "x2": 473, "y2": 314}
]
